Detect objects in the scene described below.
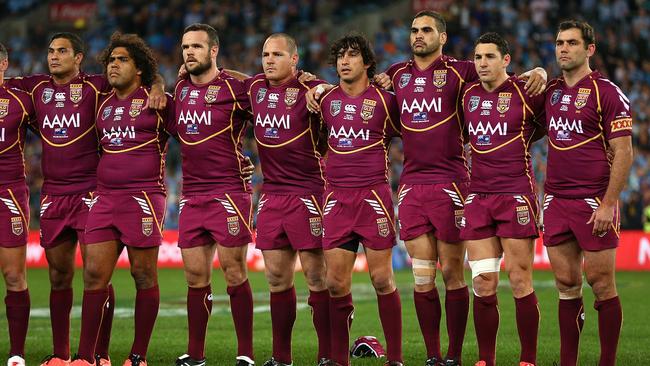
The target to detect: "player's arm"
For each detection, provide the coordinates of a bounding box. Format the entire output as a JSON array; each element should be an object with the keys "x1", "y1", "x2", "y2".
[
  {"x1": 518, "y1": 67, "x2": 547, "y2": 96},
  {"x1": 225, "y1": 69, "x2": 251, "y2": 81},
  {"x1": 146, "y1": 74, "x2": 167, "y2": 110},
  {"x1": 373, "y1": 73, "x2": 392, "y2": 90},
  {"x1": 587, "y1": 135, "x2": 633, "y2": 236},
  {"x1": 530, "y1": 93, "x2": 547, "y2": 142},
  {"x1": 306, "y1": 84, "x2": 334, "y2": 113}
]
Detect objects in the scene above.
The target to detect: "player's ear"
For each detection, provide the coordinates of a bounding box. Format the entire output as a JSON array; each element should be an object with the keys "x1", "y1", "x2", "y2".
[
  {"x1": 439, "y1": 31, "x2": 448, "y2": 46},
  {"x1": 503, "y1": 54, "x2": 511, "y2": 67},
  {"x1": 291, "y1": 53, "x2": 299, "y2": 67},
  {"x1": 74, "y1": 52, "x2": 84, "y2": 65}
]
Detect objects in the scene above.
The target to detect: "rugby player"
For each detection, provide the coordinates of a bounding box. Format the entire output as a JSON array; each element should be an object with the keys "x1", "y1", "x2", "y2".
[
  {"x1": 69, "y1": 32, "x2": 174, "y2": 366},
  {"x1": 0, "y1": 41, "x2": 35, "y2": 366},
  {"x1": 318, "y1": 34, "x2": 403, "y2": 366},
  {"x1": 460, "y1": 32, "x2": 546, "y2": 366},
  {"x1": 543, "y1": 20, "x2": 633, "y2": 366}
]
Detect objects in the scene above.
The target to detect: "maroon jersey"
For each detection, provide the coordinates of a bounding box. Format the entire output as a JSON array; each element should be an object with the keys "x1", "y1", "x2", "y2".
[
  {"x1": 319, "y1": 85, "x2": 400, "y2": 188},
  {"x1": 95, "y1": 87, "x2": 174, "y2": 194},
  {"x1": 174, "y1": 71, "x2": 251, "y2": 195},
  {"x1": 461, "y1": 76, "x2": 545, "y2": 194},
  {"x1": 0, "y1": 85, "x2": 34, "y2": 189},
  {"x1": 5, "y1": 73, "x2": 110, "y2": 195},
  {"x1": 545, "y1": 71, "x2": 633, "y2": 198},
  {"x1": 386, "y1": 55, "x2": 477, "y2": 184},
  {"x1": 248, "y1": 73, "x2": 326, "y2": 195}
]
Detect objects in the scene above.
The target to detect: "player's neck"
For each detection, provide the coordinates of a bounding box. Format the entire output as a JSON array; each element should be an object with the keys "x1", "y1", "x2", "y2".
[
  {"x1": 114, "y1": 81, "x2": 140, "y2": 99},
  {"x1": 190, "y1": 65, "x2": 220, "y2": 85},
  {"x1": 268, "y1": 72, "x2": 295, "y2": 87},
  {"x1": 52, "y1": 69, "x2": 80, "y2": 85},
  {"x1": 413, "y1": 51, "x2": 442, "y2": 70},
  {"x1": 563, "y1": 64, "x2": 592, "y2": 87},
  {"x1": 340, "y1": 77, "x2": 369, "y2": 97},
  {"x1": 481, "y1": 72, "x2": 509, "y2": 92}
]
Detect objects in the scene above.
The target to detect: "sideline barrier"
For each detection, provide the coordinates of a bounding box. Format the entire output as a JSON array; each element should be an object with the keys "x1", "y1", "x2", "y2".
[{"x1": 24, "y1": 230, "x2": 650, "y2": 271}]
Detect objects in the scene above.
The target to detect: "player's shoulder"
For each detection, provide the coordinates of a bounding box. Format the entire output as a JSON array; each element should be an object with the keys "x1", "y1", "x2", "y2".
[
  {"x1": 247, "y1": 73, "x2": 267, "y2": 90},
  {"x1": 442, "y1": 55, "x2": 473, "y2": 70},
  {"x1": 320, "y1": 84, "x2": 341, "y2": 101},
  {"x1": 462, "y1": 79, "x2": 482, "y2": 94},
  {"x1": 592, "y1": 73, "x2": 626, "y2": 96},
  {"x1": 372, "y1": 84, "x2": 396, "y2": 100},
  {"x1": 386, "y1": 60, "x2": 411, "y2": 76}
]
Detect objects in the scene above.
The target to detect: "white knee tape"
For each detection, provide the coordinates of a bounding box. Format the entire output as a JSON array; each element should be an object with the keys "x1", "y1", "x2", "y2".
[
  {"x1": 468, "y1": 257, "x2": 502, "y2": 279},
  {"x1": 412, "y1": 258, "x2": 436, "y2": 285},
  {"x1": 559, "y1": 285, "x2": 583, "y2": 300}
]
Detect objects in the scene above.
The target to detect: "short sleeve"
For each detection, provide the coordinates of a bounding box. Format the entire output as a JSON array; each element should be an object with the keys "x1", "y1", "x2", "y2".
[{"x1": 601, "y1": 83, "x2": 633, "y2": 140}]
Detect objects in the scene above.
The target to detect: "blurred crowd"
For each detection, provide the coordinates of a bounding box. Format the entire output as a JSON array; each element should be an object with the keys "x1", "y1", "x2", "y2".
[{"x1": 2, "y1": 0, "x2": 649, "y2": 230}]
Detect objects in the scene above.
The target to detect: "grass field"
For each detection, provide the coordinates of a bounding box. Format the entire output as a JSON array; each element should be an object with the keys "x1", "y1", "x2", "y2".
[{"x1": 1, "y1": 268, "x2": 649, "y2": 365}]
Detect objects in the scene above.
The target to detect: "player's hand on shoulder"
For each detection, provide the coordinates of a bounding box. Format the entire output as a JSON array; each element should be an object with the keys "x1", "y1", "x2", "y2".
[
  {"x1": 373, "y1": 72, "x2": 392, "y2": 90},
  {"x1": 178, "y1": 64, "x2": 188, "y2": 79},
  {"x1": 147, "y1": 84, "x2": 167, "y2": 110},
  {"x1": 306, "y1": 83, "x2": 333, "y2": 113},
  {"x1": 298, "y1": 71, "x2": 317, "y2": 83},
  {"x1": 242, "y1": 156, "x2": 255, "y2": 183},
  {"x1": 519, "y1": 67, "x2": 547, "y2": 96}
]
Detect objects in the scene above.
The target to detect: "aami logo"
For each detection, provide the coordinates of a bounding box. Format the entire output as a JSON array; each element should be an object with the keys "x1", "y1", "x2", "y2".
[
  {"x1": 42, "y1": 113, "x2": 81, "y2": 129},
  {"x1": 468, "y1": 121, "x2": 507, "y2": 136},
  {"x1": 329, "y1": 125, "x2": 369, "y2": 141},
  {"x1": 344, "y1": 104, "x2": 357, "y2": 113},
  {"x1": 255, "y1": 114, "x2": 290, "y2": 129},
  {"x1": 102, "y1": 126, "x2": 136, "y2": 141},
  {"x1": 401, "y1": 97, "x2": 442, "y2": 114},
  {"x1": 178, "y1": 110, "x2": 212, "y2": 125},
  {"x1": 548, "y1": 116, "x2": 583, "y2": 133},
  {"x1": 0, "y1": 128, "x2": 4, "y2": 142}
]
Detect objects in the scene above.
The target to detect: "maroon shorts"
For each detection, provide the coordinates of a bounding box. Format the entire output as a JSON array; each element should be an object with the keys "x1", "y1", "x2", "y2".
[
  {"x1": 542, "y1": 194, "x2": 620, "y2": 251},
  {"x1": 322, "y1": 184, "x2": 396, "y2": 251},
  {"x1": 461, "y1": 193, "x2": 539, "y2": 240},
  {"x1": 40, "y1": 192, "x2": 94, "y2": 248},
  {"x1": 397, "y1": 182, "x2": 468, "y2": 243},
  {"x1": 85, "y1": 192, "x2": 166, "y2": 248},
  {"x1": 256, "y1": 193, "x2": 323, "y2": 251},
  {"x1": 0, "y1": 186, "x2": 29, "y2": 248},
  {"x1": 178, "y1": 193, "x2": 252, "y2": 248}
]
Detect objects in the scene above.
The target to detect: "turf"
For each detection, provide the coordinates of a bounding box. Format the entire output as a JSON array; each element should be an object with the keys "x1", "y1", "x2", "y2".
[{"x1": 1, "y1": 268, "x2": 648, "y2": 365}]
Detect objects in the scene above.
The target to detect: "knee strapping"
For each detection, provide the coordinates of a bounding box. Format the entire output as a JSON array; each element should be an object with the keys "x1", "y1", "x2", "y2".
[
  {"x1": 468, "y1": 257, "x2": 502, "y2": 279},
  {"x1": 412, "y1": 258, "x2": 436, "y2": 285},
  {"x1": 559, "y1": 285, "x2": 583, "y2": 300}
]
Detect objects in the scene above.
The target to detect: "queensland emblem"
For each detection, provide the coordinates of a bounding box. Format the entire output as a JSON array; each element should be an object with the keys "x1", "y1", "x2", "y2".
[
  {"x1": 142, "y1": 217, "x2": 154, "y2": 236},
  {"x1": 309, "y1": 217, "x2": 322, "y2": 236},
  {"x1": 285, "y1": 88, "x2": 299, "y2": 106},
  {"x1": 516, "y1": 205, "x2": 530, "y2": 225},
  {"x1": 376, "y1": 217, "x2": 390, "y2": 237},
  {"x1": 70, "y1": 84, "x2": 83, "y2": 103},
  {"x1": 204, "y1": 85, "x2": 220, "y2": 103},
  {"x1": 433, "y1": 69, "x2": 447, "y2": 88},
  {"x1": 574, "y1": 88, "x2": 591, "y2": 110},
  {"x1": 497, "y1": 92, "x2": 512, "y2": 114},
  {"x1": 129, "y1": 99, "x2": 144, "y2": 117},
  {"x1": 454, "y1": 209, "x2": 465, "y2": 228},
  {"x1": 0, "y1": 99, "x2": 8, "y2": 118},
  {"x1": 360, "y1": 98, "x2": 376, "y2": 121},
  {"x1": 11, "y1": 217, "x2": 23, "y2": 236},
  {"x1": 227, "y1": 216, "x2": 240, "y2": 236}
]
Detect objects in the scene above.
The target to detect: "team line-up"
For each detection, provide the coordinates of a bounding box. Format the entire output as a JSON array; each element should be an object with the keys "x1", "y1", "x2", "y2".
[{"x1": 0, "y1": 9, "x2": 633, "y2": 366}]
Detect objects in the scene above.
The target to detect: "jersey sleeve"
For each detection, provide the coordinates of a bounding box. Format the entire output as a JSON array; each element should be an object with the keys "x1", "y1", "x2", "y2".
[
  {"x1": 385, "y1": 91, "x2": 401, "y2": 137},
  {"x1": 162, "y1": 94, "x2": 177, "y2": 136},
  {"x1": 601, "y1": 83, "x2": 633, "y2": 140},
  {"x1": 87, "y1": 74, "x2": 112, "y2": 94},
  {"x1": 4, "y1": 74, "x2": 49, "y2": 93},
  {"x1": 232, "y1": 78, "x2": 252, "y2": 116},
  {"x1": 457, "y1": 60, "x2": 478, "y2": 83}
]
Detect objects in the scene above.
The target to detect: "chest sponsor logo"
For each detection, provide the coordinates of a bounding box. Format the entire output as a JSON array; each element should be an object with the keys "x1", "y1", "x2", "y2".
[
  {"x1": 433, "y1": 69, "x2": 447, "y2": 88},
  {"x1": 205, "y1": 85, "x2": 220, "y2": 103},
  {"x1": 142, "y1": 217, "x2": 154, "y2": 236},
  {"x1": 43, "y1": 113, "x2": 81, "y2": 129},
  {"x1": 376, "y1": 217, "x2": 390, "y2": 237},
  {"x1": 0, "y1": 98, "x2": 8, "y2": 118},
  {"x1": 574, "y1": 88, "x2": 591, "y2": 110},
  {"x1": 329, "y1": 126, "x2": 370, "y2": 144},
  {"x1": 516, "y1": 205, "x2": 530, "y2": 225},
  {"x1": 11, "y1": 217, "x2": 23, "y2": 236},
  {"x1": 548, "y1": 116, "x2": 583, "y2": 141},
  {"x1": 42, "y1": 88, "x2": 54, "y2": 104},
  {"x1": 101, "y1": 106, "x2": 113, "y2": 120},
  {"x1": 309, "y1": 217, "x2": 322, "y2": 236},
  {"x1": 360, "y1": 98, "x2": 376, "y2": 121},
  {"x1": 129, "y1": 99, "x2": 144, "y2": 117},
  {"x1": 399, "y1": 73, "x2": 411, "y2": 88},
  {"x1": 227, "y1": 216, "x2": 240, "y2": 236},
  {"x1": 256, "y1": 88, "x2": 267, "y2": 104},
  {"x1": 401, "y1": 97, "x2": 441, "y2": 114},
  {"x1": 178, "y1": 110, "x2": 212, "y2": 127},
  {"x1": 102, "y1": 126, "x2": 136, "y2": 146},
  {"x1": 550, "y1": 89, "x2": 562, "y2": 105},
  {"x1": 179, "y1": 86, "x2": 189, "y2": 101},
  {"x1": 69, "y1": 84, "x2": 82, "y2": 103},
  {"x1": 0, "y1": 128, "x2": 5, "y2": 142},
  {"x1": 468, "y1": 96, "x2": 480, "y2": 112},
  {"x1": 330, "y1": 100, "x2": 341, "y2": 116},
  {"x1": 497, "y1": 92, "x2": 511, "y2": 113},
  {"x1": 255, "y1": 113, "x2": 290, "y2": 129},
  {"x1": 284, "y1": 88, "x2": 299, "y2": 106},
  {"x1": 468, "y1": 121, "x2": 508, "y2": 137}
]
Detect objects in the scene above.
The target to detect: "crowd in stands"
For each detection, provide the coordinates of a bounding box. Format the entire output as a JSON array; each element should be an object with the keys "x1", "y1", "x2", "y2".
[{"x1": 2, "y1": 0, "x2": 649, "y2": 230}]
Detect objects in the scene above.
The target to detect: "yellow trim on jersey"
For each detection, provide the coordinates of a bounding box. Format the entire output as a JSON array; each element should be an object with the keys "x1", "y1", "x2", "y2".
[
  {"x1": 470, "y1": 133, "x2": 522, "y2": 154},
  {"x1": 512, "y1": 81, "x2": 537, "y2": 194},
  {"x1": 520, "y1": 194, "x2": 539, "y2": 224},
  {"x1": 310, "y1": 195, "x2": 323, "y2": 216},
  {"x1": 328, "y1": 139, "x2": 383, "y2": 154},
  {"x1": 224, "y1": 79, "x2": 247, "y2": 112},
  {"x1": 374, "y1": 88, "x2": 399, "y2": 133},
  {"x1": 6, "y1": 88, "x2": 29, "y2": 117},
  {"x1": 223, "y1": 82, "x2": 248, "y2": 191},
  {"x1": 323, "y1": 192, "x2": 334, "y2": 207},
  {"x1": 255, "y1": 127, "x2": 310, "y2": 148},
  {"x1": 142, "y1": 191, "x2": 163, "y2": 235},
  {"x1": 40, "y1": 195, "x2": 49, "y2": 205},
  {"x1": 0, "y1": 140, "x2": 19, "y2": 155},
  {"x1": 247, "y1": 78, "x2": 266, "y2": 97},
  {"x1": 446, "y1": 63, "x2": 465, "y2": 84},
  {"x1": 451, "y1": 182, "x2": 466, "y2": 202},
  {"x1": 225, "y1": 193, "x2": 252, "y2": 234},
  {"x1": 594, "y1": 197, "x2": 621, "y2": 237},
  {"x1": 41, "y1": 125, "x2": 96, "y2": 147},
  {"x1": 389, "y1": 64, "x2": 410, "y2": 88},
  {"x1": 400, "y1": 111, "x2": 458, "y2": 132},
  {"x1": 29, "y1": 80, "x2": 51, "y2": 100},
  {"x1": 548, "y1": 132, "x2": 603, "y2": 151},
  {"x1": 102, "y1": 137, "x2": 158, "y2": 153},
  {"x1": 370, "y1": 189, "x2": 394, "y2": 227},
  {"x1": 7, "y1": 188, "x2": 28, "y2": 227},
  {"x1": 178, "y1": 125, "x2": 232, "y2": 145}
]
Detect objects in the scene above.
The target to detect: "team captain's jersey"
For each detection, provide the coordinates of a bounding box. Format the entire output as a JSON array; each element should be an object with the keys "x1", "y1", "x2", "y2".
[
  {"x1": 248, "y1": 74, "x2": 325, "y2": 195},
  {"x1": 0, "y1": 85, "x2": 35, "y2": 188},
  {"x1": 461, "y1": 76, "x2": 545, "y2": 194},
  {"x1": 545, "y1": 71, "x2": 633, "y2": 198},
  {"x1": 386, "y1": 55, "x2": 477, "y2": 184},
  {"x1": 96, "y1": 87, "x2": 174, "y2": 194},
  {"x1": 319, "y1": 84, "x2": 400, "y2": 188},
  {"x1": 174, "y1": 70, "x2": 251, "y2": 195},
  {"x1": 5, "y1": 73, "x2": 111, "y2": 195}
]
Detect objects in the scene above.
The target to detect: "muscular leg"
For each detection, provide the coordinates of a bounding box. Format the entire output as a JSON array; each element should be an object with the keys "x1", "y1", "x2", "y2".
[
  {"x1": 467, "y1": 237, "x2": 502, "y2": 366},
  {"x1": 299, "y1": 248, "x2": 330, "y2": 361},
  {"x1": 502, "y1": 237, "x2": 538, "y2": 364},
  {"x1": 0, "y1": 246, "x2": 29, "y2": 358},
  {"x1": 263, "y1": 248, "x2": 298, "y2": 364},
  {"x1": 126, "y1": 246, "x2": 160, "y2": 359},
  {"x1": 584, "y1": 248, "x2": 620, "y2": 366},
  {"x1": 324, "y1": 247, "x2": 356, "y2": 366},
  {"x1": 217, "y1": 244, "x2": 253, "y2": 362},
  {"x1": 547, "y1": 240, "x2": 584, "y2": 366},
  {"x1": 366, "y1": 246, "x2": 402, "y2": 363}
]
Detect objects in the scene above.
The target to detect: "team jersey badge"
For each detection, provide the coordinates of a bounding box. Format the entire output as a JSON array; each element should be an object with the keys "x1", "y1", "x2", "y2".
[
  {"x1": 516, "y1": 206, "x2": 530, "y2": 225},
  {"x1": 376, "y1": 217, "x2": 390, "y2": 237},
  {"x1": 0, "y1": 99, "x2": 8, "y2": 118},
  {"x1": 497, "y1": 92, "x2": 512, "y2": 114},
  {"x1": 42, "y1": 88, "x2": 54, "y2": 104},
  {"x1": 360, "y1": 98, "x2": 376, "y2": 121},
  {"x1": 129, "y1": 99, "x2": 144, "y2": 117},
  {"x1": 398, "y1": 73, "x2": 411, "y2": 88},
  {"x1": 433, "y1": 69, "x2": 447, "y2": 88},
  {"x1": 574, "y1": 88, "x2": 591, "y2": 110},
  {"x1": 309, "y1": 217, "x2": 322, "y2": 236},
  {"x1": 11, "y1": 217, "x2": 23, "y2": 236},
  {"x1": 256, "y1": 88, "x2": 267, "y2": 104},
  {"x1": 142, "y1": 217, "x2": 154, "y2": 236},
  {"x1": 204, "y1": 85, "x2": 220, "y2": 103},
  {"x1": 285, "y1": 88, "x2": 299, "y2": 106},
  {"x1": 330, "y1": 100, "x2": 341, "y2": 116},
  {"x1": 468, "y1": 96, "x2": 480, "y2": 112},
  {"x1": 70, "y1": 84, "x2": 83, "y2": 103},
  {"x1": 227, "y1": 216, "x2": 240, "y2": 236}
]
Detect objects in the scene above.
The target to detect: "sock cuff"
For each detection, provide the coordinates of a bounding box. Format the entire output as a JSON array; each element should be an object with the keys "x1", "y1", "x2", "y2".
[
  {"x1": 137, "y1": 285, "x2": 160, "y2": 296},
  {"x1": 188, "y1": 284, "x2": 212, "y2": 295},
  {"x1": 84, "y1": 288, "x2": 110, "y2": 296},
  {"x1": 5, "y1": 289, "x2": 29, "y2": 305},
  {"x1": 474, "y1": 293, "x2": 498, "y2": 305},
  {"x1": 50, "y1": 287, "x2": 73, "y2": 295},
  {"x1": 271, "y1": 286, "x2": 296, "y2": 298},
  {"x1": 308, "y1": 289, "x2": 329, "y2": 300},
  {"x1": 559, "y1": 297, "x2": 583, "y2": 308},
  {"x1": 594, "y1": 296, "x2": 620, "y2": 310},
  {"x1": 377, "y1": 288, "x2": 399, "y2": 300},
  {"x1": 227, "y1": 279, "x2": 251, "y2": 295},
  {"x1": 514, "y1": 291, "x2": 538, "y2": 305},
  {"x1": 445, "y1": 286, "x2": 469, "y2": 300},
  {"x1": 414, "y1": 287, "x2": 439, "y2": 300},
  {"x1": 331, "y1": 292, "x2": 352, "y2": 305}
]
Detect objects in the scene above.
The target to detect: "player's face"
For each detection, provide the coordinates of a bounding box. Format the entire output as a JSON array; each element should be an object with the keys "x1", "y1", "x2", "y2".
[
  {"x1": 48, "y1": 38, "x2": 82, "y2": 77},
  {"x1": 106, "y1": 47, "x2": 141, "y2": 91},
  {"x1": 182, "y1": 31, "x2": 217, "y2": 76},
  {"x1": 555, "y1": 28, "x2": 595, "y2": 72},
  {"x1": 336, "y1": 46, "x2": 369, "y2": 84},
  {"x1": 410, "y1": 16, "x2": 447, "y2": 57},
  {"x1": 474, "y1": 43, "x2": 510, "y2": 83},
  {"x1": 0, "y1": 57, "x2": 7, "y2": 74},
  {"x1": 262, "y1": 37, "x2": 297, "y2": 84}
]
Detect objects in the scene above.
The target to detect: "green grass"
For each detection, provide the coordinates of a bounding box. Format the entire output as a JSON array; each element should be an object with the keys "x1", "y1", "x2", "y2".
[{"x1": 1, "y1": 269, "x2": 649, "y2": 365}]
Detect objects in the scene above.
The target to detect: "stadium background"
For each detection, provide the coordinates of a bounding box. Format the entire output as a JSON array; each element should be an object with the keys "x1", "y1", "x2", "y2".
[{"x1": 1, "y1": 1, "x2": 650, "y2": 364}]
